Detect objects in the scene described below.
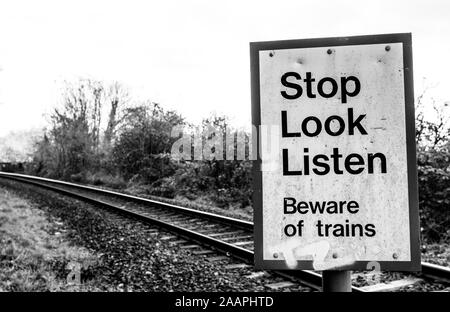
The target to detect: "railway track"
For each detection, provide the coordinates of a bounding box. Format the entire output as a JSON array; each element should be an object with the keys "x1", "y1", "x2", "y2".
[{"x1": 0, "y1": 172, "x2": 449, "y2": 292}]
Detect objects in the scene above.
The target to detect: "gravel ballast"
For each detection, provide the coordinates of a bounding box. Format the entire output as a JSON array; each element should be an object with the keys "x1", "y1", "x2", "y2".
[
  {"x1": 1, "y1": 177, "x2": 448, "y2": 292},
  {"x1": 0, "y1": 179, "x2": 313, "y2": 292}
]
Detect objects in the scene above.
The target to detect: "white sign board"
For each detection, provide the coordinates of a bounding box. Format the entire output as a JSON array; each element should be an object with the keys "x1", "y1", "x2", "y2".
[{"x1": 251, "y1": 33, "x2": 420, "y2": 271}]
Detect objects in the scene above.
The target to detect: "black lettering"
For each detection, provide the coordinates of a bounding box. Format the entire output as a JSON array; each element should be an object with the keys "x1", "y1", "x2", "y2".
[
  {"x1": 326, "y1": 201, "x2": 338, "y2": 214},
  {"x1": 348, "y1": 108, "x2": 368, "y2": 135},
  {"x1": 332, "y1": 224, "x2": 344, "y2": 237},
  {"x1": 283, "y1": 149, "x2": 302, "y2": 176},
  {"x1": 324, "y1": 115, "x2": 345, "y2": 136},
  {"x1": 351, "y1": 223, "x2": 364, "y2": 237},
  {"x1": 345, "y1": 153, "x2": 365, "y2": 174},
  {"x1": 347, "y1": 201, "x2": 359, "y2": 213},
  {"x1": 281, "y1": 72, "x2": 302, "y2": 100},
  {"x1": 365, "y1": 224, "x2": 376, "y2": 237},
  {"x1": 318, "y1": 77, "x2": 338, "y2": 98},
  {"x1": 312, "y1": 154, "x2": 330, "y2": 175},
  {"x1": 303, "y1": 148, "x2": 310, "y2": 175},
  {"x1": 341, "y1": 76, "x2": 361, "y2": 103},
  {"x1": 302, "y1": 116, "x2": 322, "y2": 137},
  {"x1": 339, "y1": 201, "x2": 347, "y2": 213},
  {"x1": 330, "y1": 148, "x2": 343, "y2": 174},
  {"x1": 324, "y1": 223, "x2": 333, "y2": 236},
  {"x1": 284, "y1": 224, "x2": 297, "y2": 237},
  {"x1": 317, "y1": 220, "x2": 324, "y2": 237},
  {"x1": 304, "y1": 72, "x2": 316, "y2": 98},
  {"x1": 309, "y1": 201, "x2": 326, "y2": 214},
  {"x1": 368, "y1": 153, "x2": 387, "y2": 173},
  {"x1": 297, "y1": 201, "x2": 309, "y2": 214},
  {"x1": 283, "y1": 197, "x2": 297, "y2": 214},
  {"x1": 281, "y1": 111, "x2": 301, "y2": 137}
]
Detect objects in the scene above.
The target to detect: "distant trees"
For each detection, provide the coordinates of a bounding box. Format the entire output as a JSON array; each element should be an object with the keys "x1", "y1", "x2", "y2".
[
  {"x1": 103, "y1": 82, "x2": 129, "y2": 151},
  {"x1": 0, "y1": 129, "x2": 43, "y2": 163},
  {"x1": 194, "y1": 114, "x2": 252, "y2": 207},
  {"x1": 112, "y1": 102, "x2": 184, "y2": 181},
  {"x1": 32, "y1": 79, "x2": 128, "y2": 179},
  {"x1": 29, "y1": 78, "x2": 254, "y2": 207}
]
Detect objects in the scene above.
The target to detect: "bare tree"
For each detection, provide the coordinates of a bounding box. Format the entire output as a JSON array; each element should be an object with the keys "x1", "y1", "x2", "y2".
[
  {"x1": 103, "y1": 82, "x2": 129, "y2": 149},
  {"x1": 415, "y1": 84, "x2": 449, "y2": 149}
]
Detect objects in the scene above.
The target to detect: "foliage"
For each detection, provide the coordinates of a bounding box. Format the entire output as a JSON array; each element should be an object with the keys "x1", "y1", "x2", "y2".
[
  {"x1": 111, "y1": 102, "x2": 184, "y2": 181},
  {"x1": 416, "y1": 97, "x2": 450, "y2": 243},
  {"x1": 31, "y1": 79, "x2": 128, "y2": 179}
]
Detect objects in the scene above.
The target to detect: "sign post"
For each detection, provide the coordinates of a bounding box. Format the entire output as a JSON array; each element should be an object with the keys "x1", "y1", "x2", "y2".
[
  {"x1": 322, "y1": 271, "x2": 351, "y2": 292},
  {"x1": 250, "y1": 33, "x2": 420, "y2": 292}
]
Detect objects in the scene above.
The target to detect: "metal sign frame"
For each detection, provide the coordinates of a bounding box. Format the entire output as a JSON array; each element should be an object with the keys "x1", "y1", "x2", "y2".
[{"x1": 250, "y1": 33, "x2": 420, "y2": 271}]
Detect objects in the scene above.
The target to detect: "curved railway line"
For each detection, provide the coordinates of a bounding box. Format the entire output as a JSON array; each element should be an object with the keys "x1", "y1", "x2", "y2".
[{"x1": 0, "y1": 172, "x2": 449, "y2": 292}]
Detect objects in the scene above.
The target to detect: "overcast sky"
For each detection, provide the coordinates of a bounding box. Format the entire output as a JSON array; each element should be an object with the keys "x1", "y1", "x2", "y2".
[{"x1": 0, "y1": 0, "x2": 449, "y2": 136}]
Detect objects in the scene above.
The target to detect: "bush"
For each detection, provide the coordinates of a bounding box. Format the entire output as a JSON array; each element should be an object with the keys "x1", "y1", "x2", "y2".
[
  {"x1": 418, "y1": 164, "x2": 450, "y2": 243},
  {"x1": 149, "y1": 177, "x2": 177, "y2": 198},
  {"x1": 85, "y1": 172, "x2": 126, "y2": 189},
  {"x1": 69, "y1": 173, "x2": 85, "y2": 183}
]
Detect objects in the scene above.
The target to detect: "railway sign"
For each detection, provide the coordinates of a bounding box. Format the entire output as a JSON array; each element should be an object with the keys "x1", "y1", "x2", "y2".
[{"x1": 250, "y1": 33, "x2": 420, "y2": 271}]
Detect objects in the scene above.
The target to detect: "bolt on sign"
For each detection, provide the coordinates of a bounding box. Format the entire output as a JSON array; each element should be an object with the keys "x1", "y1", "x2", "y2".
[{"x1": 250, "y1": 33, "x2": 420, "y2": 271}]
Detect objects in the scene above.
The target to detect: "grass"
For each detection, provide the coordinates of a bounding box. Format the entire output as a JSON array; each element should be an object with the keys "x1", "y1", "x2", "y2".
[{"x1": 0, "y1": 186, "x2": 100, "y2": 291}]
